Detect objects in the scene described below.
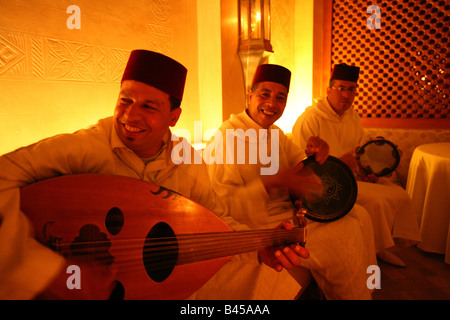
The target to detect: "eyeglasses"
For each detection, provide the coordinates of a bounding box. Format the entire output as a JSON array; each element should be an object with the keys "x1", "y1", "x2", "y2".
[{"x1": 330, "y1": 86, "x2": 358, "y2": 94}]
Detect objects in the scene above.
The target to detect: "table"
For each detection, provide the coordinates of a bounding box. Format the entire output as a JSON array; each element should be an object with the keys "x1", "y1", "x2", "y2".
[{"x1": 406, "y1": 142, "x2": 450, "y2": 264}]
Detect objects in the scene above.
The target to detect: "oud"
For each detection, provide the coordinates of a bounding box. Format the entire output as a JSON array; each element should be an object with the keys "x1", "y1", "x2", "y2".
[{"x1": 21, "y1": 174, "x2": 306, "y2": 300}]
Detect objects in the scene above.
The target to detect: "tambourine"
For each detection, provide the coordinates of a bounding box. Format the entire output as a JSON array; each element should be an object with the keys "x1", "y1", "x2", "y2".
[
  {"x1": 356, "y1": 137, "x2": 401, "y2": 177},
  {"x1": 298, "y1": 156, "x2": 358, "y2": 223}
]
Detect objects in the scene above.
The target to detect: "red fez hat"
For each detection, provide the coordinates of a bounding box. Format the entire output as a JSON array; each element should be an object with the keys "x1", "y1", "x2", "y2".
[
  {"x1": 331, "y1": 63, "x2": 360, "y2": 82},
  {"x1": 252, "y1": 64, "x2": 291, "y2": 92},
  {"x1": 121, "y1": 50, "x2": 187, "y2": 101}
]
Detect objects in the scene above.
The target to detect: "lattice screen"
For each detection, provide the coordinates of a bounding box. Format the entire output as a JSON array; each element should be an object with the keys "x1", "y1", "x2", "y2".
[{"x1": 331, "y1": 0, "x2": 449, "y2": 120}]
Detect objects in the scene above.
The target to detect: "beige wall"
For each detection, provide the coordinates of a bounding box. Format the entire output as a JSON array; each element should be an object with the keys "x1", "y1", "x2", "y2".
[
  {"x1": 270, "y1": 0, "x2": 314, "y2": 133},
  {"x1": 220, "y1": 0, "x2": 246, "y2": 123},
  {"x1": 0, "y1": 0, "x2": 314, "y2": 154},
  {"x1": 0, "y1": 0, "x2": 204, "y2": 154}
]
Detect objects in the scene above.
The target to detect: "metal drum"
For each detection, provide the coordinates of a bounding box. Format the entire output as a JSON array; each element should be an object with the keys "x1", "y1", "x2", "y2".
[{"x1": 299, "y1": 156, "x2": 357, "y2": 222}]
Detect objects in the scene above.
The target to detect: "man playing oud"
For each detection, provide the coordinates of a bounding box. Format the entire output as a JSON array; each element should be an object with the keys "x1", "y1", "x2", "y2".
[{"x1": 0, "y1": 50, "x2": 309, "y2": 299}]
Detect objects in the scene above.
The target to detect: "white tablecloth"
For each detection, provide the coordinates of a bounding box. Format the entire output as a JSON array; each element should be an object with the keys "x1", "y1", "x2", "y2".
[{"x1": 406, "y1": 142, "x2": 450, "y2": 264}]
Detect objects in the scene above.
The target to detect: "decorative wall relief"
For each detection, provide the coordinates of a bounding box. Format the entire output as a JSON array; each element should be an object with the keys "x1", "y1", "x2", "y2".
[
  {"x1": 0, "y1": 31, "x2": 27, "y2": 77},
  {"x1": 0, "y1": 29, "x2": 130, "y2": 82},
  {"x1": 147, "y1": 24, "x2": 173, "y2": 54},
  {"x1": 147, "y1": 0, "x2": 173, "y2": 55},
  {"x1": 150, "y1": 0, "x2": 171, "y2": 22}
]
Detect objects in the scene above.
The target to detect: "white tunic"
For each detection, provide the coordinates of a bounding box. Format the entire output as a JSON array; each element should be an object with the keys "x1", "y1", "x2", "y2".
[{"x1": 292, "y1": 98, "x2": 421, "y2": 252}]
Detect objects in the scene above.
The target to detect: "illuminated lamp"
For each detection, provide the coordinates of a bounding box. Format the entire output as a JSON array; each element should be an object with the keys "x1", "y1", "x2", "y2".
[{"x1": 238, "y1": 0, "x2": 273, "y2": 104}]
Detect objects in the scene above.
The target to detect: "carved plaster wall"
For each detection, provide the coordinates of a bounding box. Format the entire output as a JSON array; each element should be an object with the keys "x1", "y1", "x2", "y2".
[
  {"x1": 0, "y1": 0, "x2": 201, "y2": 154},
  {"x1": 0, "y1": 29, "x2": 129, "y2": 82}
]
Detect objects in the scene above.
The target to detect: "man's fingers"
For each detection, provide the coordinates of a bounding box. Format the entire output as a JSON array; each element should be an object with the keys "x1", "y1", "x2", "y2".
[
  {"x1": 293, "y1": 244, "x2": 310, "y2": 259},
  {"x1": 274, "y1": 246, "x2": 306, "y2": 270},
  {"x1": 275, "y1": 249, "x2": 293, "y2": 270}
]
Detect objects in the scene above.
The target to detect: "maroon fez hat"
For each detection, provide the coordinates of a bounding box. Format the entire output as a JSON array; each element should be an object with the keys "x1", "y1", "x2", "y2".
[
  {"x1": 252, "y1": 64, "x2": 291, "y2": 92},
  {"x1": 121, "y1": 50, "x2": 188, "y2": 101},
  {"x1": 331, "y1": 63, "x2": 360, "y2": 82}
]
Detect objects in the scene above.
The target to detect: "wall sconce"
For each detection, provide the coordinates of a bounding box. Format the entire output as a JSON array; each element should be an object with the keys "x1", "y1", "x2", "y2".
[{"x1": 238, "y1": 0, "x2": 273, "y2": 103}]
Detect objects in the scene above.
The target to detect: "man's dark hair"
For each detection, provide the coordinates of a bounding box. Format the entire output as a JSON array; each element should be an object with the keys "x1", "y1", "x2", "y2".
[
  {"x1": 329, "y1": 79, "x2": 335, "y2": 88},
  {"x1": 169, "y1": 96, "x2": 181, "y2": 110}
]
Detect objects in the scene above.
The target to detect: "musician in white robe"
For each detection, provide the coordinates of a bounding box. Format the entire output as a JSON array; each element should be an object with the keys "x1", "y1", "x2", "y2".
[
  {"x1": 0, "y1": 50, "x2": 307, "y2": 300},
  {"x1": 292, "y1": 63, "x2": 421, "y2": 266},
  {"x1": 201, "y1": 64, "x2": 378, "y2": 300}
]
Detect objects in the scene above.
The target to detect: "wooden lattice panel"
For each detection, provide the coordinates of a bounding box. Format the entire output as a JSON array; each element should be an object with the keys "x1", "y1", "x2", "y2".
[{"x1": 331, "y1": 0, "x2": 449, "y2": 120}]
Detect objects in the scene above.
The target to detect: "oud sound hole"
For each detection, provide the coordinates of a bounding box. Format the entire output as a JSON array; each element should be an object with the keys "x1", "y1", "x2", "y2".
[
  {"x1": 143, "y1": 222, "x2": 179, "y2": 283},
  {"x1": 69, "y1": 224, "x2": 114, "y2": 265},
  {"x1": 105, "y1": 207, "x2": 124, "y2": 235}
]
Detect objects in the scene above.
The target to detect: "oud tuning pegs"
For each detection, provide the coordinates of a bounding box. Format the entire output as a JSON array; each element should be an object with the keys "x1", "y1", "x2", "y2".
[{"x1": 293, "y1": 200, "x2": 307, "y2": 228}]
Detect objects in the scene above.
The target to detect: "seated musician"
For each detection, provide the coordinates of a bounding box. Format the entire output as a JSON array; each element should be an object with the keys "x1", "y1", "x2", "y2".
[
  {"x1": 202, "y1": 64, "x2": 378, "y2": 299},
  {"x1": 292, "y1": 63, "x2": 421, "y2": 266},
  {"x1": 0, "y1": 50, "x2": 308, "y2": 300}
]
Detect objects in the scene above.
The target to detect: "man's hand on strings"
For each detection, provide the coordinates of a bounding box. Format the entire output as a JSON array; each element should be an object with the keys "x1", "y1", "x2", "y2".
[{"x1": 258, "y1": 221, "x2": 309, "y2": 272}]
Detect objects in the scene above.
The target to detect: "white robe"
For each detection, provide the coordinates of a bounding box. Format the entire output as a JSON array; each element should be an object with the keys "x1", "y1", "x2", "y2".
[
  {"x1": 202, "y1": 110, "x2": 378, "y2": 300},
  {"x1": 292, "y1": 98, "x2": 421, "y2": 253}
]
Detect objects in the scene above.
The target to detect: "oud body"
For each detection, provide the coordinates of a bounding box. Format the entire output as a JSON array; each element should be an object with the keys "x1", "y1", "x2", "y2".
[{"x1": 20, "y1": 174, "x2": 305, "y2": 300}]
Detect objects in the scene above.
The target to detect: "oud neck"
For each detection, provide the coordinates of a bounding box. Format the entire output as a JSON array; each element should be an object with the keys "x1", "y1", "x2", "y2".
[{"x1": 176, "y1": 227, "x2": 306, "y2": 265}]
